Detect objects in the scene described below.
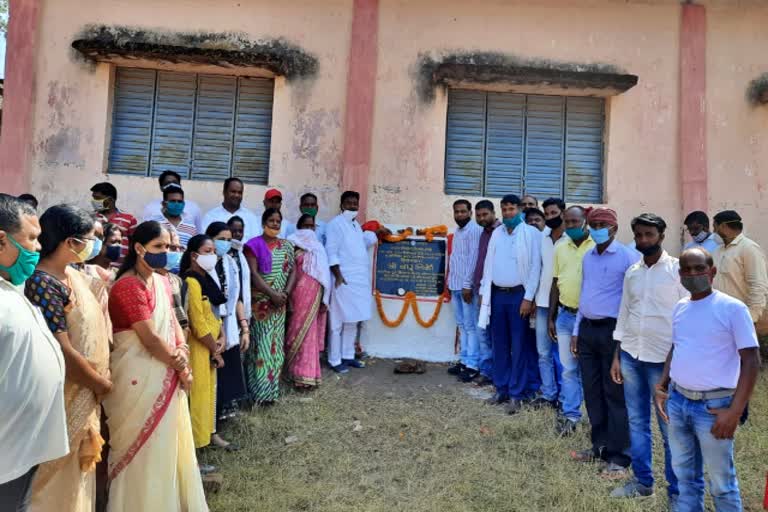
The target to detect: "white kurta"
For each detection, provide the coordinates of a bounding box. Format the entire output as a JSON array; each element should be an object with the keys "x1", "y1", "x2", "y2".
[{"x1": 325, "y1": 213, "x2": 378, "y2": 327}]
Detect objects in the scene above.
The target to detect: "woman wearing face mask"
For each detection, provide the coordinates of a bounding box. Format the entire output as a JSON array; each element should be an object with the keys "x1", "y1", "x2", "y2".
[
  {"x1": 83, "y1": 222, "x2": 122, "y2": 283},
  {"x1": 24, "y1": 204, "x2": 112, "y2": 512},
  {"x1": 243, "y1": 208, "x2": 296, "y2": 405},
  {"x1": 205, "y1": 222, "x2": 249, "y2": 428},
  {"x1": 155, "y1": 230, "x2": 189, "y2": 337},
  {"x1": 104, "y1": 221, "x2": 207, "y2": 511},
  {"x1": 180, "y1": 234, "x2": 232, "y2": 458},
  {"x1": 285, "y1": 214, "x2": 331, "y2": 389}
]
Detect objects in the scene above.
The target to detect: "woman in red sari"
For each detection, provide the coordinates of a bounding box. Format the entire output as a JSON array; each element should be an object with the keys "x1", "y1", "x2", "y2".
[
  {"x1": 104, "y1": 221, "x2": 207, "y2": 511},
  {"x1": 284, "y1": 214, "x2": 331, "y2": 389}
]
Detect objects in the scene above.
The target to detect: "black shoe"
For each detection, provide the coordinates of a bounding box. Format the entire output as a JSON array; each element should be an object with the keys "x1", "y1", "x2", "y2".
[
  {"x1": 473, "y1": 374, "x2": 494, "y2": 387},
  {"x1": 447, "y1": 362, "x2": 465, "y2": 376},
  {"x1": 458, "y1": 368, "x2": 480, "y2": 383},
  {"x1": 486, "y1": 392, "x2": 510, "y2": 405},
  {"x1": 505, "y1": 399, "x2": 524, "y2": 415},
  {"x1": 556, "y1": 417, "x2": 578, "y2": 437}
]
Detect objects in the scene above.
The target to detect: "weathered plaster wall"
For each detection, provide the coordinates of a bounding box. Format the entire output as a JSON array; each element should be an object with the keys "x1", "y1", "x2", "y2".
[
  {"x1": 29, "y1": 0, "x2": 352, "y2": 223},
  {"x1": 706, "y1": 3, "x2": 768, "y2": 247},
  {"x1": 369, "y1": 0, "x2": 681, "y2": 250}
]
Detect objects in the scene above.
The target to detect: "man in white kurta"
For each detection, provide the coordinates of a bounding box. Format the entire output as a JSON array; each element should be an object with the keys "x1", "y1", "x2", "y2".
[{"x1": 325, "y1": 192, "x2": 381, "y2": 372}]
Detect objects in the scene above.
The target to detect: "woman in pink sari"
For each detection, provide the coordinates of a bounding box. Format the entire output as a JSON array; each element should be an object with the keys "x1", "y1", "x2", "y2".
[{"x1": 285, "y1": 215, "x2": 331, "y2": 389}]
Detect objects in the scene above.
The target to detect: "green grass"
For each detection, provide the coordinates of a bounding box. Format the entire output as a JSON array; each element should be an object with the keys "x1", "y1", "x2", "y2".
[{"x1": 205, "y1": 362, "x2": 767, "y2": 512}]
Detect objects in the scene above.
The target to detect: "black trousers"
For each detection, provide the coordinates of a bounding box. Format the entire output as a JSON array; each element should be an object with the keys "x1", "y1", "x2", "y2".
[
  {"x1": 577, "y1": 318, "x2": 630, "y2": 467},
  {"x1": 0, "y1": 466, "x2": 38, "y2": 512}
]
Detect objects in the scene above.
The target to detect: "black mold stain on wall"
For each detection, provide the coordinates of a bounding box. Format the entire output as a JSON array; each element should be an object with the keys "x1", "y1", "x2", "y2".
[
  {"x1": 72, "y1": 25, "x2": 319, "y2": 81},
  {"x1": 746, "y1": 73, "x2": 768, "y2": 106},
  {"x1": 414, "y1": 51, "x2": 636, "y2": 103}
]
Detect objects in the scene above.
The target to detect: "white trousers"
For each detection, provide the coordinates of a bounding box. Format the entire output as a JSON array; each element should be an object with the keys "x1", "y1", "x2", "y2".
[{"x1": 329, "y1": 321, "x2": 357, "y2": 367}]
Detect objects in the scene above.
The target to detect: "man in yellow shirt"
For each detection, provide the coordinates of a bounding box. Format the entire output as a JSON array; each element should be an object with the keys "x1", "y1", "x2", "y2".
[
  {"x1": 548, "y1": 206, "x2": 595, "y2": 436},
  {"x1": 712, "y1": 210, "x2": 768, "y2": 353}
]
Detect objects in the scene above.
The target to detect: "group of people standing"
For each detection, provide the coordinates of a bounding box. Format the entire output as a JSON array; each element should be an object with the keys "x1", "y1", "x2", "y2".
[
  {"x1": 0, "y1": 174, "x2": 388, "y2": 511},
  {"x1": 447, "y1": 194, "x2": 762, "y2": 511}
]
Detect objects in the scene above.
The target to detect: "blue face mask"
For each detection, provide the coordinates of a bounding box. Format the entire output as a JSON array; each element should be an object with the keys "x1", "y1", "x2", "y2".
[
  {"x1": 143, "y1": 251, "x2": 168, "y2": 270},
  {"x1": 105, "y1": 244, "x2": 121, "y2": 262},
  {"x1": 87, "y1": 238, "x2": 103, "y2": 261},
  {"x1": 590, "y1": 227, "x2": 611, "y2": 245},
  {"x1": 502, "y1": 213, "x2": 524, "y2": 229},
  {"x1": 566, "y1": 227, "x2": 586, "y2": 241},
  {"x1": 214, "y1": 240, "x2": 232, "y2": 257},
  {"x1": 165, "y1": 251, "x2": 182, "y2": 272},
  {"x1": 165, "y1": 201, "x2": 185, "y2": 217}
]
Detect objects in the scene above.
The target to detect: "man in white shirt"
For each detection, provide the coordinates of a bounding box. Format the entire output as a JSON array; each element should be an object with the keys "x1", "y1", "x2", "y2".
[
  {"x1": 609, "y1": 214, "x2": 687, "y2": 501},
  {"x1": 285, "y1": 192, "x2": 327, "y2": 245},
  {"x1": 531, "y1": 198, "x2": 567, "y2": 409},
  {"x1": 655, "y1": 247, "x2": 760, "y2": 512},
  {"x1": 0, "y1": 194, "x2": 68, "y2": 511},
  {"x1": 142, "y1": 170, "x2": 203, "y2": 232},
  {"x1": 682, "y1": 210, "x2": 721, "y2": 254},
  {"x1": 446, "y1": 200, "x2": 482, "y2": 382},
  {"x1": 478, "y1": 194, "x2": 542, "y2": 413},
  {"x1": 202, "y1": 178, "x2": 261, "y2": 242},
  {"x1": 326, "y1": 191, "x2": 389, "y2": 373}
]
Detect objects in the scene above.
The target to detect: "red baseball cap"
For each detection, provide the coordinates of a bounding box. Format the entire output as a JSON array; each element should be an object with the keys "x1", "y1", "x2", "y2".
[{"x1": 264, "y1": 188, "x2": 282, "y2": 200}]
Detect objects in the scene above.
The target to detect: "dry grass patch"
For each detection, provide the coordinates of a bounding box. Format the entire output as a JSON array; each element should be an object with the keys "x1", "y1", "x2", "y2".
[{"x1": 206, "y1": 361, "x2": 767, "y2": 512}]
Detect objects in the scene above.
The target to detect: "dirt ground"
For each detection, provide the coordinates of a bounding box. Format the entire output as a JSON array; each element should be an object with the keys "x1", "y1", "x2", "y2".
[{"x1": 204, "y1": 359, "x2": 767, "y2": 512}]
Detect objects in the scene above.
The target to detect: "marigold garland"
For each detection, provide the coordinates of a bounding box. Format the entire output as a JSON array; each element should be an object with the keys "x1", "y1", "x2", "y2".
[
  {"x1": 382, "y1": 225, "x2": 447, "y2": 243},
  {"x1": 375, "y1": 290, "x2": 449, "y2": 328}
]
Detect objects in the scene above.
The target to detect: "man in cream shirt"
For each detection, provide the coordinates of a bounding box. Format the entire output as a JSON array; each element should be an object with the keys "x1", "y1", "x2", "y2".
[{"x1": 0, "y1": 194, "x2": 68, "y2": 511}]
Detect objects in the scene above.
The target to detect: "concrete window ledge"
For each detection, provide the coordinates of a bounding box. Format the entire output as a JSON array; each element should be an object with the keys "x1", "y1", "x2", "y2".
[{"x1": 71, "y1": 26, "x2": 318, "y2": 80}]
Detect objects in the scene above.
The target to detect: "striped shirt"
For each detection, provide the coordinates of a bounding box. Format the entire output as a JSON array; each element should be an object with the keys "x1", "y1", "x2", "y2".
[
  {"x1": 96, "y1": 210, "x2": 138, "y2": 268},
  {"x1": 448, "y1": 221, "x2": 482, "y2": 291},
  {"x1": 151, "y1": 216, "x2": 198, "y2": 250}
]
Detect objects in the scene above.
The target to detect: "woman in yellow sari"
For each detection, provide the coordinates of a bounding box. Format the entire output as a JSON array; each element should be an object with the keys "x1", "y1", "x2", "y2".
[
  {"x1": 105, "y1": 221, "x2": 207, "y2": 511},
  {"x1": 24, "y1": 205, "x2": 112, "y2": 512}
]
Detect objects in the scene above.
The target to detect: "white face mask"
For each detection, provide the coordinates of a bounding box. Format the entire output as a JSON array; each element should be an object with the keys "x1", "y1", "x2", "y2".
[
  {"x1": 342, "y1": 209, "x2": 358, "y2": 222},
  {"x1": 195, "y1": 253, "x2": 218, "y2": 272},
  {"x1": 230, "y1": 239, "x2": 243, "y2": 252}
]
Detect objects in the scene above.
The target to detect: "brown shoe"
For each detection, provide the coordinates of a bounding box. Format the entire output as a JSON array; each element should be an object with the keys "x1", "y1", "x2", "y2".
[{"x1": 570, "y1": 448, "x2": 598, "y2": 463}]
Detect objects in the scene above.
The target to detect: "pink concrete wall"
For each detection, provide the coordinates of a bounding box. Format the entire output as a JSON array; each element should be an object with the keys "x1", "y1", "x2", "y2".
[
  {"x1": 369, "y1": 0, "x2": 681, "y2": 248},
  {"x1": 0, "y1": 0, "x2": 41, "y2": 195}
]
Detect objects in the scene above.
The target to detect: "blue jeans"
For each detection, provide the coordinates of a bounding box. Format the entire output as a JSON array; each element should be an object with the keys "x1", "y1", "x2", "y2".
[
  {"x1": 490, "y1": 288, "x2": 535, "y2": 399},
  {"x1": 555, "y1": 308, "x2": 582, "y2": 421},
  {"x1": 668, "y1": 389, "x2": 741, "y2": 512},
  {"x1": 535, "y1": 307, "x2": 559, "y2": 402},
  {"x1": 452, "y1": 290, "x2": 479, "y2": 370},
  {"x1": 621, "y1": 351, "x2": 678, "y2": 495},
  {"x1": 473, "y1": 292, "x2": 493, "y2": 377}
]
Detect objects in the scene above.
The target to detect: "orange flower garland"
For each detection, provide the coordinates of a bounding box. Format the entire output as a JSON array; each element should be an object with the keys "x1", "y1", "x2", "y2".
[{"x1": 374, "y1": 290, "x2": 449, "y2": 328}]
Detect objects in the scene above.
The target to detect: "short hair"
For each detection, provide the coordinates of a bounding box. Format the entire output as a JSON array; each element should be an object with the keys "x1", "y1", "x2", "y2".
[
  {"x1": 223, "y1": 177, "x2": 244, "y2": 192},
  {"x1": 102, "y1": 222, "x2": 121, "y2": 240},
  {"x1": 631, "y1": 213, "x2": 667, "y2": 234},
  {"x1": 453, "y1": 199, "x2": 472, "y2": 210},
  {"x1": 300, "y1": 192, "x2": 318, "y2": 204},
  {"x1": 522, "y1": 194, "x2": 538, "y2": 204},
  {"x1": 684, "y1": 210, "x2": 709, "y2": 228},
  {"x1": 262, "y1": 207, "x2": 282, "y2": 226},
  {"x1": 90, "y1": 182, "x2": 118, "y2": 201},
  {"x1": 500, "y1": 194, "x2": 521, "y2": 207},
  {"x1": 713, "y1": 210, "x2": 743, "y2": 231},
  {"x1": 17, "y1": 194, "x2": 38, "y2": 209},
  {"x1": 475, "y1": 199, "x2": 495, "y2": 212},
  {"x1": 205, "y1": 222, "x2": 230, "y2": 238},
  {"x1": 681, "y1": 247, "x2": 714, "y2": 268},
  {"x1": 0, "y1": 193, "x2": 37, "y2": 236},
  {"x1": 525, "y1": 207, "x2": 545, "y2": 219},
  {"x1": 542, "y1": 197, "x2": 566, "y2": 212},
  {"x1": 297, "y1": 214, "x2": 315, "y2": 230},
  {"x1": 38, "y1": 204, "x2": 96, "y2": 258},
  {"x1": 227, "y1": 215, "x2": 244, "y2": 228},
  {"x1": 162, "y1": 184, "x2": 184, "y2": 201},
  {"x1": 340, "y1": 190, "x2": 360, "y2": 204},
  {"x1": 158, "y1": 170, "x2": 181, "y2": 187}
]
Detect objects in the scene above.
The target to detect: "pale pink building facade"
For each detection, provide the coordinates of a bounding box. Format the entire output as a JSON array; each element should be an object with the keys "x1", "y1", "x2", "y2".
[{"x1": 2, "y1": 0, "x2": 768, "y2": 253}]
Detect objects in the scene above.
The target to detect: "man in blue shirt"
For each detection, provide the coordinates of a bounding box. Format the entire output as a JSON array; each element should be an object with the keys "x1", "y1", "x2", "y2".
[
  {"x1": 683, "y1": 210, "x2": 720, "y2": 254},
  {"x1": 569, "y1": 207, "x2": 637, "y2": 479}
]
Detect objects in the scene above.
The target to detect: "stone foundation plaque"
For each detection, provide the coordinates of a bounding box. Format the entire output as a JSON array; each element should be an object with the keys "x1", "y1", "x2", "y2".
[{"x1": 374, "y1": 238, "x2": 447, "y2": 297}]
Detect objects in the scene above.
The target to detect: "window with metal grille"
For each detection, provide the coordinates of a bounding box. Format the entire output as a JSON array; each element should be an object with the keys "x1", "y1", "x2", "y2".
[
  {"x1": 108, "y1": 67, "x2": 274, "y2": 184},
  {"x1": 444, "y1": 89, "x2": 605, "y2": 203}
]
